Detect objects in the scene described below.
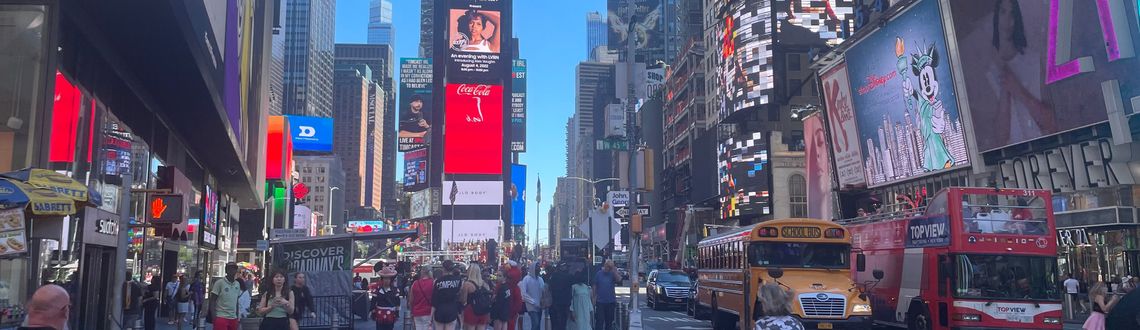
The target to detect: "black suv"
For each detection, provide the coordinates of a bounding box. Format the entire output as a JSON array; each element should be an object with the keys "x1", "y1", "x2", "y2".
[{"x1": 646, "y1": 270, "x2": 691, "y2": 310}]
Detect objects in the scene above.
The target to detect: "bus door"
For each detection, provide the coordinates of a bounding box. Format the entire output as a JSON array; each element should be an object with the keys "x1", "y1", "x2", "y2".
[{"x1": 933, "y1": 252, "x2": 952, "y2": 329}]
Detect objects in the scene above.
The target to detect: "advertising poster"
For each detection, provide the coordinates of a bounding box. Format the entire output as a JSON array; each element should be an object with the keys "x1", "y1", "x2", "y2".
[
  {"x1": 447, "y1": 0, "x2": 507, "y2": 76},
  {"x1": 285, "y1": 116, "x2": 333, "y2": 152},
  {"x1": 444, "y1": 84, "x2": 504, "y2": 175},
  {"x1": 410, "y1": 189, "x2": 433, "y2": 219},
  {"x1": 403, "y1": 148, "x2": 429, "y2": 192},
  {"x1": 844, "y1": 0, "x2": 969, "y2": 187},
  {"x1": 718, "y1": 132, "x2": 771, "y2": 219},
  {"x1": 201, "y1": 185, "x2": 219, "y2": 248},
  {"x1": 607, "y1": 0, "x2": 665, "y2": 62},
  {"x1": 511, "y1": 164, "x2": 526, "y2": 226},
  {"x1": 274, "y1": 237, "x2": 353, "y2": 325},
  {"x1": 717, "y1": 0, "x2": 775, "y2": 119},
  {"x1": 511, "y1": 60, "x2": 527, "y2": 152},
  {"x1": 821, "y1": 62, "x2": 866, "y2": 187},
  {"x1": 948, "y1": 1, "x2": 1140, "y2": 152},
  {"x1": 0, "y1": 209, "x2": 26, "y2": 256},
  {"x1": 442, "y1": 219, "x2": 502, "y2": 246},
  {"x1": 804, "y1": 115, "x2": 833, "y2": 219},
  {"x1": 399, "y1": 58, "x2": 433, "y2": 151}
]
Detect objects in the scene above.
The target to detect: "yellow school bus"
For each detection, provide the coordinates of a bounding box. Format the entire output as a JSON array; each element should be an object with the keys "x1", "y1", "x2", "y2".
[{"x1": 695, "y1": 218, "x2": 873, "y2": 329}]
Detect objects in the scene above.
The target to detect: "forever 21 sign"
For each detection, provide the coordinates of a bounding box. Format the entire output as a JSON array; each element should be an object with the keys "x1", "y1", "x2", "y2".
[{"x1": 998, "y1": 139, "x2": 1138, "y2": 193}]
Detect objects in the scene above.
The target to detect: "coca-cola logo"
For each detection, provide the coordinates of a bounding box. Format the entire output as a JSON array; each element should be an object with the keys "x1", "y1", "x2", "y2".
[{"x1": 455, "y1": 84, "x2": 492, "y2": 96}]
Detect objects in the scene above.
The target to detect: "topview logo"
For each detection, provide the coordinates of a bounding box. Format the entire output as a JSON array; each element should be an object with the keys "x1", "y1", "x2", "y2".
[{"x1": 298, "y1": 126, "x2": 316, "y2": 138}]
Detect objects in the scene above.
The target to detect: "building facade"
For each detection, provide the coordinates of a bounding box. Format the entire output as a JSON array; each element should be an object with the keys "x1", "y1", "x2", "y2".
[
  {"x1": 295, "y1": 155, "x2": 347, "y2": 229},
  {"x1": 368, "y1": 0, "x2": 395, "y2": 45},
  {"x1": 587, "y1": 11, "x2": 608, "y2": 61},
  {"x1": 334, "y1": 44, "x2": 398, "y2": 218},
  {"x1": 282, "y1": 0, "x2": 336, "y2": 117},
  {"x1": 419, "y1": 0, "x2": 434, "y2": 58},
  {"x1": 333, "y1": 65, "x2": 371, "y2": 212}
]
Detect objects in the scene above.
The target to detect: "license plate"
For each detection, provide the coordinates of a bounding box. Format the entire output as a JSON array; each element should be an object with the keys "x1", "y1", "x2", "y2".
[
  {"x1": 675, "y1": 298, "x2": 684, "y2": 302},
  {"x1": 817, "y1": 323, "x2": 833, "y2": 329}
]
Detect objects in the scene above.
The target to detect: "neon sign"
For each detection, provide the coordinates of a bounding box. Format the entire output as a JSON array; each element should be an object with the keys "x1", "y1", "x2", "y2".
[{"x1": 1046, "y1": 0, "x2": 1136, "y2": 84}]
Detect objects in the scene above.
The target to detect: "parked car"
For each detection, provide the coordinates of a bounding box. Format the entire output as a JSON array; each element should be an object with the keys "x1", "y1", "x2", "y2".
[{"x1": 646, "y1": 269, "x2": 691, "y2": 310}]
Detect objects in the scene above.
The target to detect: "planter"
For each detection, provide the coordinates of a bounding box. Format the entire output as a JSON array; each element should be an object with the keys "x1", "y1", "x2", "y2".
[{"x1": 240, "y1": 317, "x2": 263, "y2": 330}]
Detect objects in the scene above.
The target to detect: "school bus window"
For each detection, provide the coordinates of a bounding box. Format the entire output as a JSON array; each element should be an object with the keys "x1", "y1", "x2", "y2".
[{"x1": 748, "y1": 242, "x2": 850, "y2": 269}]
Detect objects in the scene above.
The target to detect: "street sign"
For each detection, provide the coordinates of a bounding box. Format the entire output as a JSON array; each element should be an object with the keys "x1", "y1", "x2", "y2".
[
  {"x1": 615, "y1": 206, "x2": 631, "y2": 218},
  {"x1": 636, "y1": 206, "x2": 651, "y2": 217},
  {"x1": 607, "y1": 191, "x2": 630, "y2": 207},
  {"x1": 613, "y1": 205, "x2": 650, "y2": 218},
  {"x1": 256, "y1": 240, "x2": 269, "y2": 251},
  {"x1": 272, "y1": 228, "x2": 309, "y2": 239},
  {"x1": 595, "y1": 139, "x2": 629, "y2": 151}
]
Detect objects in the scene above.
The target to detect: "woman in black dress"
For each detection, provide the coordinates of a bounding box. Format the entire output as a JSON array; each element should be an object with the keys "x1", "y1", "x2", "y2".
[{"x1": 143, "y1": 275, "x2": 162, "y2": 330}]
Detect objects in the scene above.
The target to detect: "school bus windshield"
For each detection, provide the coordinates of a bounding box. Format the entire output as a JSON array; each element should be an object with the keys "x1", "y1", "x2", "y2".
[{"x1": 748, "y1": 242, "x2": 850, "y2": 269}]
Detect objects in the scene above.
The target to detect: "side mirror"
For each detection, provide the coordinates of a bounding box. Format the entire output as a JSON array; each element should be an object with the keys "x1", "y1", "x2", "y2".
[
  {"x1": 768, "y1": 267, "x2": 784, "y2": 279},
  {"x1": 873, "y1": 269, "x2": 885, "y2": 280},
  {"x1": 856, "y1": 254, "x2": 867, "y2": 272}
]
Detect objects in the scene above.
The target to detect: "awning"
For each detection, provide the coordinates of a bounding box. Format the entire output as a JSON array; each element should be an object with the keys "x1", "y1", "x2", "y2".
[
  {"x1": 0, "y1": 178, "x2": 82, "y2": 216},
  {"x1": 0, "y1": 168, "x2": 101, "y2": 207}
]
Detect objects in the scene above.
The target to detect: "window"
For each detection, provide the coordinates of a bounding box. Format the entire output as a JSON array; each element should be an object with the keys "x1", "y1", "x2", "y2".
[
  {"x1": 787, "y1": 54, "x2": 802, "y2": 71},
  {"x1": 789, "y1": 79, "x2": 802, "y2": 96},
  {"x1": 790, "y1": 174, "x2": 807, "y2": 217}
]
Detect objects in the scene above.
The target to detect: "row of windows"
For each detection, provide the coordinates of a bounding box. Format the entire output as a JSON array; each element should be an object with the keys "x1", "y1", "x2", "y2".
[{"x1": 697, "y1": 240, "x2": 747, "y2": 270}]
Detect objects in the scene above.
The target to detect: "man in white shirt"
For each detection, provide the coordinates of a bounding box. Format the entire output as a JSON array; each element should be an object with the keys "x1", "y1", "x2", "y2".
[
  {"x1": 519, "y1": 263, "x2": 546, "y2": 330},
  {"x1": 1064, "y1": 273, "x2": 1086, "y2": 313}
]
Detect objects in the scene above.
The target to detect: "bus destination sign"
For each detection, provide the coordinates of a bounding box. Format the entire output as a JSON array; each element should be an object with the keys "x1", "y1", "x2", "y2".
[{"x1": 781, "y1": 227, "x2": 822, "y2": 239}]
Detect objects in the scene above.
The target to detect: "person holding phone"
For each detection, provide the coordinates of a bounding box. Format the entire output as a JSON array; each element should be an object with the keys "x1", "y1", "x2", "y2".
[{"x1": 258, "y1": 270, "x2": 295, "y2": 329}]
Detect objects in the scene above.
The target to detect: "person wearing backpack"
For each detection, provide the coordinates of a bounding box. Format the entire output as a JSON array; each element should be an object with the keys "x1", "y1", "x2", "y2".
[
  {"x1": 461, "y1": 263, "x2": 492, "y2": 330},
  {"x1": 122, "y1": 271, "x2": 144, "y2": 329},
  {"x1": 433, "y1": 260, "x2": 465, "y2": 330}
]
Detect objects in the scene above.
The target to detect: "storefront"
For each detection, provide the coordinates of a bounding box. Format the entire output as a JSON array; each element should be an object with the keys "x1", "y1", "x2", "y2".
[{"x1": 1051, "y1": 186, "x2": 1140, "y2": 286}]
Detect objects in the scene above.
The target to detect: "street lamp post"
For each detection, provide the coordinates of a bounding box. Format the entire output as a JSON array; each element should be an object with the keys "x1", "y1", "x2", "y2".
[
  {"x1": 327, "y1": 186, "x2": 340, "y2": 235},
  {"x1": 565, "y1": 176, "x2": 620, "y2": 284}
]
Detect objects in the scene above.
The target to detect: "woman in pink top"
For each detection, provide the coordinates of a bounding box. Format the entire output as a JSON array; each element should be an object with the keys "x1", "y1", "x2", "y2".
[{"x1": 408, "y1": 266, "x2": 436, "y2": 330}]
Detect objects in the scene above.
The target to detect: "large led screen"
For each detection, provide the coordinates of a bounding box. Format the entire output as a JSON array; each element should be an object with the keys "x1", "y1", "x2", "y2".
[
  {"x1": 948, "y1": 0, "x2": 1140, "y2": 152},
  {"x1": 718, "y1": 0, "x2": 774, "y2": 119},
  {"x1": 844, "y1": 0, "x2": 969, "y2": 187},
  {"x1": 444, "y1": 84, "x2": 504, "y2": 175},
  {"x1": 403, "y1": 148, "x2": 429, "y2": 192},
  {"x1": 447, "y1": 0, "x2": 507, "y2": 76},
  {"x1": 511, "y1": 60, "x2": 527, "y2": 152},
  {"x1": 719, "y1": 132, "x2": 771, "y2": 220},
  {"x1": 804, "y1": 115, "x2": 833, "y2": 220},
  {"x1": 399, "y1": 58, "x2": 433, "y2": 151},
  {"x1": 511, "y1": 164, "x2": 526, "y2": 226}
]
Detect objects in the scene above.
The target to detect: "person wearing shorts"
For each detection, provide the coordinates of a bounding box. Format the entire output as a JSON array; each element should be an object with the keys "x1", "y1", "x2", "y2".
[{"x1": 210, "y1": 263, "x2": 245, "y2": 330}]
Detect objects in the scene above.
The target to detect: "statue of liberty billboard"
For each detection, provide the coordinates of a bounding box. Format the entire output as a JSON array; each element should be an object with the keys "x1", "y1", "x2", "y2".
[{"x1": 896, "y1": 37, "x2": 954, "y2": 170}]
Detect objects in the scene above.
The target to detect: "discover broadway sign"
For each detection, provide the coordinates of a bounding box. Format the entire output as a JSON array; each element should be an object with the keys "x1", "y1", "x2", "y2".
[{"x1": 275, "y1": 238, "x2": 352, "y2": 272}]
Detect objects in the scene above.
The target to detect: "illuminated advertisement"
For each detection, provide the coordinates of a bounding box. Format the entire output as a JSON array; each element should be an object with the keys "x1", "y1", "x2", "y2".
[
  {"x1": 201, "y1": 185, "x2": 219, "y2": 248},
  {"x1": 821, "y1": 62, "x2": 866, "y2": 187},
  {"x1": 804, "y1": 115, "x2": 833, "y2": 220},
  {"x1": 266, "y1": 116, "x2": 294, "y2": 181},
  {"x1": 403, "y1": 148, "x2": 429, "y2": 192},
  {"x1": 399, "y1": 58, "x2": 433, "y2": 151},
  {"x1": 844, "y1": 0, "x2": 969, "y2": 187},
  {"x1": 49, "y1": 71, "x2": 82, "y2": 163},
  {"x1": 718, "y1": 132, "x2": 771, "y2": 219},
  {"x1": 511, "y1": 60, "x2": 527, "y2": 152},
  {"x1": 776, "y1": 0, "x2": 856, "y2": 45},
  {"x1": 442, "y1": 181, "x2": 504, "y2": 206},
  {"x1": 447, "y1": 0, "x2": 507, "y2": 75},
  {"x1": 511, "y1": 164, "x2": 526, "y2": 226},
  {"x1": 607, "y1": 0, "x2": 665, "y2": 62},
  {"x1": 948, "y1": 1, "x2": 1140, "y2": 152},
  {"x1": 717, "y1": 0, "x2": 774, "y2": 119},
  {"x1": 444, "y1": 84, "x2": 504, "y2": 175},
  {"x1": 442, "y1": 219, "x2": 501, "y2": 245},
  {"x1": 285, "y1": 115, "x2": 333, "y2": 152}
]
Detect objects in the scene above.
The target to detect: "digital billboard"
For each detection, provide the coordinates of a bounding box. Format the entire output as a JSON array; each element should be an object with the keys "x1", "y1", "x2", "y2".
[
  {"x1": 718, "y1": 132, "x2": 771, "y2": 219},
  {"x1": 607, "y1": 0, "x2": 665, "y2": 63},
  {"x1": 948, "y1": 0, "x2": 1140, "y2": 152},
  {"x1": 200, "y1": 185, "x2": 219, "y2": 248},
  {"x1": 447, "y1": 0, "x2": 507, "y2": 76},
  {"x1": 717, "y1": 0, "x2": 774, "y2": 119},
  {"x1": 285, "y1": 115, "x2": 333, "y2": 152},
  {"x1": 844, "y1": 0, "x2": 969, "y2": 187},
  {"x1": 444, "y1": 83, "x2": 504, "y2": 175},
  {"x1": 775, "y1": 1, "x2": 856, "y2": 45},
  {"x1": 442, "y1": 219, "x2": 501, "y2": 246},
  {"x1": 403, "y1": 148, "x2": 429, "y2": 192},
  {"x1": 511, "y1": 164, "x2": 526, "y2": 226},
  {"x1": 821, "y1": 62, "x2": 866, "y2": 187},
  {"x1": 804, "y1": 115, "x2": 833, "y2": 220},
  {"x1": 511, "y1": 60, "x2": 527, "y2": 152},
  {"x1": 399, "y1": 58, "x2": 433, "y2": 151}
]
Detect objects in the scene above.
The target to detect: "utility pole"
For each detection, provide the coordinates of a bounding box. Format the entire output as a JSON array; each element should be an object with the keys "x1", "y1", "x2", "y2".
[{"x1": 625, "y1": 0, "x2": 643, "y2": 324}]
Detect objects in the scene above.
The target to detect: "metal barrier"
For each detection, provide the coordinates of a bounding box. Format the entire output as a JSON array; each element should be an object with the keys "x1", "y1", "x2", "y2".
[
  {"x1": 297, "y1": 295, "x2": 355, "y2": 329},
  {"x1": 617, "y1": 302, "x2": 630, "y2": 330}
]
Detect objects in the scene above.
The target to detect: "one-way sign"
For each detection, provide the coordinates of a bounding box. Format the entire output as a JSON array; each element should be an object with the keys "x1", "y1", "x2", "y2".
[{"x1": 612, "y1": 205, "x2": 651, "y2": 218}]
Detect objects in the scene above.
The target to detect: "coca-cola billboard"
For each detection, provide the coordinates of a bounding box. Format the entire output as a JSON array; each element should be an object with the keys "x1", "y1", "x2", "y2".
[{"x1": 445, "y1": 83, "x2": 504, "y2": 174}]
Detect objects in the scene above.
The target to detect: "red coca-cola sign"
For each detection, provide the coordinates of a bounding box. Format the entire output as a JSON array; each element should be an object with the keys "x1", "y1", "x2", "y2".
[{"x1": 445, "y1": 83, "x2": 504, "y2": 175}]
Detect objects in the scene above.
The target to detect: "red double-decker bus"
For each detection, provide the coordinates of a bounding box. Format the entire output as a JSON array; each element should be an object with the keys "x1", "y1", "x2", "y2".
[{"x1": 841, "y1": 187, "x2": 1062, "y2": 329}]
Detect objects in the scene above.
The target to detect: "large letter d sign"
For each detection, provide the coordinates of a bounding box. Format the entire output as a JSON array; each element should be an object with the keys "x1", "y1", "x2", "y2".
[{"x1": 299, "y1": 126, "x2": 316, "y2": 137}]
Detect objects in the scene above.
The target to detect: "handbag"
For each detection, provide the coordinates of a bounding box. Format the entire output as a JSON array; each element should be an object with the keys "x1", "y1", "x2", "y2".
[{"x1": 372, "y1": 307, "x2": 398, "y2": 324}]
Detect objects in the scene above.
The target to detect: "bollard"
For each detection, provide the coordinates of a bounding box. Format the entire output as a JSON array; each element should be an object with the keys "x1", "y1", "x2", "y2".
[{"x1": 617, "y1": 302, "x2": 630, "y2": 330}]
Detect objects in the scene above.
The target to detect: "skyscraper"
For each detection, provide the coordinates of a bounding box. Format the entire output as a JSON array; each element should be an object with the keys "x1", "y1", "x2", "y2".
[
  {"x1": 369, "y1": 0, "x2": 395, "y2": 45},
  {"x1": 334, "y1": 44, "x2": 398, "y2": 218},
  {"x1": 333, "y1": 65, "x2": 372, "y2": 211},
  {"x1": 283, "y1": 0, "x2": 336, "y2": 118},
  {"x1": 587, "y1": 11, "x2": 608, "y2": 60}
]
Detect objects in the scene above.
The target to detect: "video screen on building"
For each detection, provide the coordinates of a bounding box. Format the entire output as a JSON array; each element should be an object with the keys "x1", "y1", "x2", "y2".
[
  {"x1": 717, "y1": 0, "x2": 774, "y2": 119},
  {"x1": 511, "y1": 60, "x2": 526, "y2": 152},
  {"x1": 403, "y1": 148, "x2": 429, "y2": 192},
  {"x1": 719, "y1": 132, "x2": 771, "y2": 219},
  {"x1": 844, "y1": 0, "x2": 969, "y2": 187},
  {"x1": 444, "y1": 83, "x2": 504, "y2": 175},
  {"x1": 399, "y1": 58, "x2": 433, "y2": 151},
  {"x1": 447, "y1": 0, "x2": 507, "y2": 76}
]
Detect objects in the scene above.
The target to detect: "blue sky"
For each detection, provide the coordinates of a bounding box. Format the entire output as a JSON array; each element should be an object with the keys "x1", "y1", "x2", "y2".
[{"x1": 335, "y1": 0, "x2": 606, "y2": 244}]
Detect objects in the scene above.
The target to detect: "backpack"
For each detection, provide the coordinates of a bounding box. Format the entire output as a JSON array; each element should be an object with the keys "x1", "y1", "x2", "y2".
[{"x1": 469, "y1": 281, "x2": 494, "y2": 316}]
